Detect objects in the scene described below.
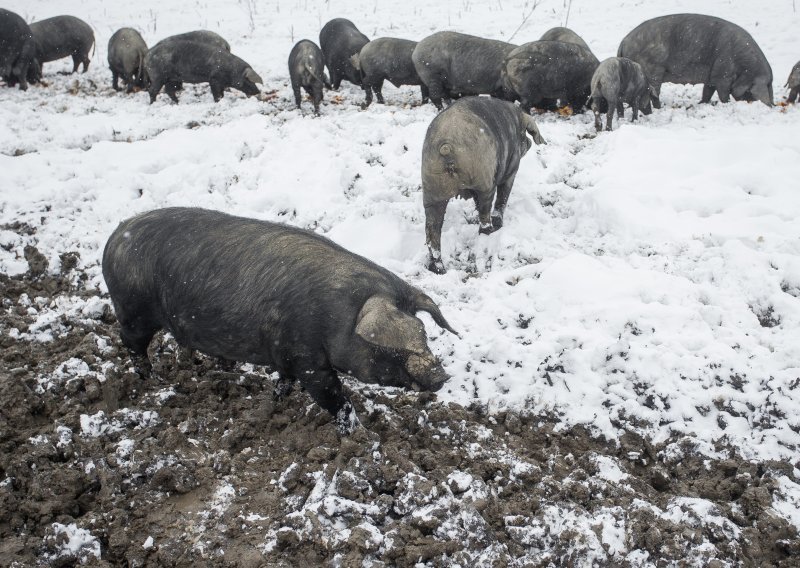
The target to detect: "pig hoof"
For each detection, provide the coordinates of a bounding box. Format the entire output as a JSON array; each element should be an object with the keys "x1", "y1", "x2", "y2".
[
  {"x1": 426, "y1": 258, "x2": 446, "y2": 274},
  {"x1": 336, "y1": 402, "x2": 360, "y2": 435},
  {"x1": 491, "y1": 213, "x2": 504, "y2": 230},
  {"x1": 273, "y1": 377, "x2": 294, "y2": 400},
  {"x1": 478, "y1": 223, "x2": 495, "y2": 236}
]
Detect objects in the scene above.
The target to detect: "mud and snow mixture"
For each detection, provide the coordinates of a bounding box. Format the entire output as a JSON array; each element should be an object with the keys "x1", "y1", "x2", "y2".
[{"x1": 1, "y1": 0, "x2": 800, "y2": 565}]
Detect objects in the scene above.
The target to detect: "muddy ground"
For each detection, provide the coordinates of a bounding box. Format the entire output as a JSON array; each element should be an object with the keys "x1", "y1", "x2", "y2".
[{"x1": 1, "y1": 241, "x2": 799, "y2": 567}]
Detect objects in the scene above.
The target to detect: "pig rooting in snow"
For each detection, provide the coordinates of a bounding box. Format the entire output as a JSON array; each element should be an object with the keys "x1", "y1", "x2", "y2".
[
  {"x1": 0, "y1": 8, "x2": 36, "y2": 90},
  {"x1": 319, "y1": 18, "x2": 369, "y2": 89},
  {"x1": 144, "y1": 39, "x2": 262, "y2": 103},
  {"x1": 421, "y1": 97, "x2": 546, "y2": 274},
  {"x1": 102, "y1": 207, "x2": 457, "y2": 434},
  {"x1": 618, "y1": 13, "x2": 773, "y2": 107},
  {"x1": 589, "y1": 57, "x2": 654, "y2": 131},
  {"x1": 108, "y1": 27, "x2": 148, "y2": 93},
  {"x1": 288, "y1": 39, "x2": 330, "y2": 114}
]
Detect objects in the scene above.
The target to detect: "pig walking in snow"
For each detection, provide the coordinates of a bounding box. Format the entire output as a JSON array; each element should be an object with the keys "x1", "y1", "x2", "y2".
[
  {"x1": 501, "y1": 40, "x2": 599, "y2": 113},
  {"x1": 103, "y1": 208, "x2": 457, "y2": 433},
  {"x1": 786, "y1": 62, "x2": 800, "y2": 103},
  {"x1": 351, "y1": 37, "x2": 427, "y2": 107},
  {"x1": 412, "y1": 32, "x2": 518, "y2": 110},
  {"x1": 618, "y1": 14, "x2": 773, "y2": 107},
  {"x1": 589, "y1": 57, "x2": 654, "y2": 131},
  {"x1": 29, "y1": 15, "x2": 95, "y2": 75},
  {"x1": 539, "y1": 27, "x2": 592, "y2": 52},
  {"x1": 144, "y1": 40, "x2": 262, "y2": 103},
  {"x1": 0, "y1": 8, "x2": 36, "y2": 90},
  {"x1": 421, "y1": 97, "x2": 546, "y2": 274},
  {"x1": 288, "y1": 39, "x2": 330, "y2": 114},
  {"x1": 319, "y1": 18, "x2": 369, "y2": 89},
  {"x1": 107, "y1": 28, "x2": 148, "y2": 93}
]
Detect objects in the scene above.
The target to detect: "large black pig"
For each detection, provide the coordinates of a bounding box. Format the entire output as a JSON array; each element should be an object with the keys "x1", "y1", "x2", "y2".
[
  {"x1": 108, "y1": 28, "x2": 148, "y2": 93},
  {"x1": 319, "y1": 18, "x2": 369, "y2": 89},
  {"x1": 0, "y1": 8, "x2": 36, "y2": 90},
  {"x1": 288, "y1": 39, "x2": 330, "y2": 114},
  {"x1": 103, "y1": 208, "x2": 456, "y2": 433},
  {"x1": 29, "y1": 15, "x2": 95, "y2": 74},
  {"x1": 351, "y1": 37, "x2": 427, "y2": 107},
  {"x1": 411, "y1": 31, "x2": 518, "y2": 110},
  {"x1": 144, "y1": 40, "x2": 262, "y2": 103},
  {"x1": 421, "y1": 97, "x2": 546, "y2": 274},
  {"x1": 618, "y1": 14, "x2": 773, "y2": 106},
  {"x1": 501, "y1": 40, "x2": 599, "y2": 113}
]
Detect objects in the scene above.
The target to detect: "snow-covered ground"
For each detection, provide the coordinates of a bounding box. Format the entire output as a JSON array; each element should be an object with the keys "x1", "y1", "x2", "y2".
[{"x1": 2, "y1": 0, "x2": 800, "y2": 535}]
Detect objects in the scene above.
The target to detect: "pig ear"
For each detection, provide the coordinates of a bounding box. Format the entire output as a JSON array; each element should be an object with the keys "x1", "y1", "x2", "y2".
[
  {"x1": 356, "y1": 295, "x2": 428, "y2": 354},
  {"x1": 522, "y1": 113, "x2": 547, "y2": 145},
  {"x1": 244, "y1": 68, "x2": 263, "y2": 85}
]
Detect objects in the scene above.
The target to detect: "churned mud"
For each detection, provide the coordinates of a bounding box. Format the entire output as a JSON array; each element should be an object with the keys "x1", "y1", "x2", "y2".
[{"x1": 1, "y1": 241, "x2": 799, "y2": 567}]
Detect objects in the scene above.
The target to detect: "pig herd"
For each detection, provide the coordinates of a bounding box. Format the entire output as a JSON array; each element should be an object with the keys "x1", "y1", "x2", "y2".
[{"x1": 2, "y1": 9, "x2": 797, "y2": 432}]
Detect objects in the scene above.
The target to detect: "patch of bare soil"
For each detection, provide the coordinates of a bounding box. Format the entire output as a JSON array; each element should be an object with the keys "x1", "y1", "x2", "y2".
[{"x1": 1, "y1": 244, "x2": 798, "y2": 567}]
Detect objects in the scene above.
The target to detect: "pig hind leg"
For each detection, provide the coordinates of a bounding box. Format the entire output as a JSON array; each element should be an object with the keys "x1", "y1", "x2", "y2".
[
  {"x1": 424, "y1": 201, "x2": 448, "y2": 274},
  {"x1": 789, "y1": 87, "x2": 799, "y2": 103},
  {"x1": 164, "y1": 81, "x2": 181, "y2": 103},
  {"x1": 492, "y1": 170, "x2": 518, "y2": 230},
  {"x1": 111, "y1": 69, "x2": 121, "y2": 91},
  {"x1": 420, "y1": 83, "x2": 429, "y2": 105},
  {"x1": 292, "y1": 81, "x2": 302, "y2": 108},
  {"x1": 309, "y1": 84, "x2": 323, "y2": 114},
  {"x1": 372, "y1": 78, "x2": 385, "y2": 104},
  {"x1": 475, "y1": 190, "x2": 497, "y2": 235}
]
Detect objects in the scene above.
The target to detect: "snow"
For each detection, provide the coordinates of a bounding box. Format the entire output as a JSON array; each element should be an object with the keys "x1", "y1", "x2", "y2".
[
  {"x1": 2, "y1": 0, "x2": 800, "y2": 533},
  {"x1": 46, "y1": 522, "x2": 101, "y2": 563}
]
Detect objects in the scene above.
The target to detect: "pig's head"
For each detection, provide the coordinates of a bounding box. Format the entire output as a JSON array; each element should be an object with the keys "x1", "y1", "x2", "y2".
[
  {"x1": 354, "y1": 294, "x2": 455, "y2": 392},
  {"x1": 732, "y1": 73, "x2": 773, "y2": 106},
  {"x1": 238, "y1": 67, "x2": 263, "y2": 97},
  {"x1": 639, "y1": 84, "x2": 656, "y2": 115}
]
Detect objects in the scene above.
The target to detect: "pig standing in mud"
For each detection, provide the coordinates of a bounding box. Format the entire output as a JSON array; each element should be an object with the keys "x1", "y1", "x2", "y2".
[
  {"x1": 103, "y1": 208, "x2": 457, "y2": 433},
  {"x1": 589, "y1": 57, "x2": 654, "y2": 131},
  {"x1": 29, "y1": 15, "x2": 95, "y2": 75},
  {"x1": 502, "y1": 40, "x2": 599, "y2": 113},
  {"x1": 319, "y1": 18, "x2": 369, "y2": 89},
  {"x1": 351, "y1": 37, "x2": 427, "y2": 107},
  {"x1": 412, "y1": 32, "x2": 517, "y2": 110},
  {"x1": 144, "y1": 40, "x2": 262, "y2": 103},
  {"x1": 107, "y1": 28, "x2": 148, "y2": 93},
  {"x1": 618, "y1": 14, "x2": 773, "y2": 107},
  {"x1": 786, "y1": 62, "x2": 800, "y2": 103},
  {"x1": 288, "y1": 39, "x2": 330, "y2": 114},
  {"x1": 0, "y1": 8, "x2": 36, "y2": 90},
  {"x1": 422, "y1": 97, "x2": 546, "y2": 274}
]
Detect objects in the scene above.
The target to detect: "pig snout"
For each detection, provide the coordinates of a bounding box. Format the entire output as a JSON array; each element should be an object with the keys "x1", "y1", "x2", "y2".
[{"x1": 405, "y1": 352, "x2": 449, "y2": 392}]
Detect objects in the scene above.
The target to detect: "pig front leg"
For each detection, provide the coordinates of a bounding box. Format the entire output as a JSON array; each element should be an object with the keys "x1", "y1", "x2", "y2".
[
  {"x1": 424, "y1": 201, "x2": 448, "y2": 274},
  {"x1": 789, "y1": 87, "x2": 799, "y2": 103},
  {"x1": 301, "y1": 368, "x2": 358, "y2": 435},
  {"x1": 701, "y1": 84, "x2": 716, "y2": 103}
]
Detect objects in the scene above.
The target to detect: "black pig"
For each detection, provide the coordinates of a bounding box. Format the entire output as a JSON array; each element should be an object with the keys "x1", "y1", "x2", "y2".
[
  {"x1": 108, "y1": 28, "x2": 148, "y2": 93},
  {"x1": 144, "y1": 40, "x2": 262, "y2": 103},
  {"x1": 29, "y1": 15, "x2": 95, "y2": 74},
  {"x1": 421, "y1": 97, "x2": 546, "y2": 274},
  {"x1": 103, "y1": 207, "x2": 457, "y2": 433},
  {"x1": 319, "y1": 18, "x2": 369, "y2": 89},
  {"x1": 502, "y1": 40, "x2": 599, "y2": 113},
  {"x1": 589, "y1": 57, "x2": 654, "y2": 131},
  {"x1": 618, "y1": 14, "x2": 773, "y2": 107},
  {"x1": 786, "y1": 61, "x2": 800, "y2": 103},
  {"x1": 0, "y1": 8, "x2": 36, "y2": 90},
  {"x1": 412, "y1": 31, "x2": 518, "y2": 110},
  {"x1": 351, "y1": 37, "x2": 427, "y2": 107},
  {"x1": 154, "y1": 30, "x2": 230, "y2": 52},
  {"x1": 539, "y1": 27, "x2": 592, "y2": 52},
  {"x1": 288, "y1": 39, "x2": 330, "y2": 114}
]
